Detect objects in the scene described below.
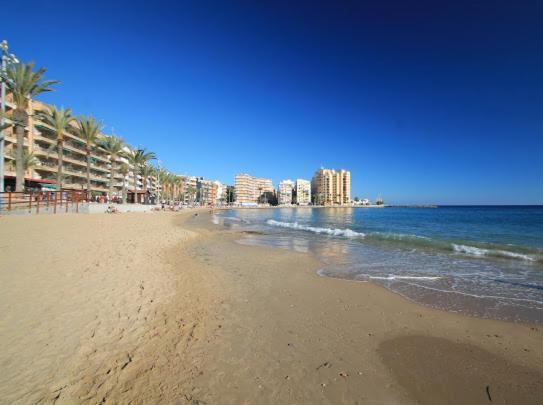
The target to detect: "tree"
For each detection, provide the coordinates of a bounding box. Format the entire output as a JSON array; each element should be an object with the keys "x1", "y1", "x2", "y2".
[
  {"x1": 140, "y1": 164, "x2": 155, "y2": 204},
  {"x1": 186, "y1": 186, "x2": 196, "y2": 204},
  {"x1": 75, "y1": 115, "x2": 102, "y2": 194},
  {"x1": 156, "y1": 168, "x2": 169, "y2": 199},
  {"x1": 36, "y1": 107, "x2": 75, "y2": 190},
  {"x1": 118, "y1": 162, "x2": 129, "y2": 204},
  {"x1": 171, "y1": 174, "x2": 181, "y2": 200},
  {"x1": 9, "y1": 149, "x2": 39, "y2": 172},
  {"x1": 124, "y1": 148, "x2": 155, "y2": 203},
  {"x1": 1, "y1": 62, "x2": 58, "y2": 191},
  {"x1": 100, "y1": 136, "x2": 124, "y2": 198}
]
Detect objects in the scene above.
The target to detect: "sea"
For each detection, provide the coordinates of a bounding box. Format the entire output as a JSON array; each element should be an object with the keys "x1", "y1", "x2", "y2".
[{"x1": 212, "y1": 206, "x2": 543, "y2": 324}]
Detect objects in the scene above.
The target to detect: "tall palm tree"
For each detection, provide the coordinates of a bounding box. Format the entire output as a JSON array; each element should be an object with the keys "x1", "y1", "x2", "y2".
[
  {"x1": 75, "y1": 115, "x2": 102, "y2": 194},
  {"x1": 173, "y1": 175, "x2": 182, "y2": 200},
  {"x1": 168, "y1": 172, "x2": 180, "y2": 200},
  {"x1": 9, "y1": 149, "x2": 39, "y2": 172},
  {"x1": 186, "y1": 186, "x2": 196, "y2": 205},
  {"x1": 124, "y1": 148, "x2": 155, "y2": 203},
  {"x1": 118, "y1": 162, "x2": 129, "y2": 204},
  {"x1": 157, "y1": 168, "x2": 169, "y2": 199},
  {"x1": 140, "y1": 164, "x2": 155, "y2": 204},
  {"x1": 1, "y1": 62, "x2": 58, "y2": 191},
  {"x1": 36, "y1": 107, "x2": 75, "y2": 190},
  {"x1": 100, "y1": 136, "x2": 124, "y2": 198}
]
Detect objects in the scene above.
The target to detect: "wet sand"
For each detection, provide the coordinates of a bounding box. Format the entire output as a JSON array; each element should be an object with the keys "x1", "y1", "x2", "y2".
[{"x1": 0, "y1": 210, "x2": 542, "y2": 404}]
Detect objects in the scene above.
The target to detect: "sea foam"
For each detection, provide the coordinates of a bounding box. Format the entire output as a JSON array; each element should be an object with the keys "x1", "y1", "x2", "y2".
[
  {"x1": 266, "y1": 219, "x2": 365, "y2": 238},
  {"x1": 452, "y1": 244, "x2": 535, "y2": 262}
]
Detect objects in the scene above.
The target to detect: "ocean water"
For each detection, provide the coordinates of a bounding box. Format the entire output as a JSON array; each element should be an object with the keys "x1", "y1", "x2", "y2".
[{"x1": 212, "y1": 206, "x2": 543, "y2": 324}]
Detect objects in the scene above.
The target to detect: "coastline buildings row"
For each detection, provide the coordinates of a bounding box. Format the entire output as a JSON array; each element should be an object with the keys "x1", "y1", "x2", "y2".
[
  {"x1": 0, "y1": 92, "x2": 231, "y2": 205},
  {"x1": 1, "y1": 95, "x2": 156, "y2": 200},
  {"x1": 1, "y1": 88, "x2": 348, "y2": 208},
  {"x1": 234, "y1": 168, "x2": 351, "y2": 206}
]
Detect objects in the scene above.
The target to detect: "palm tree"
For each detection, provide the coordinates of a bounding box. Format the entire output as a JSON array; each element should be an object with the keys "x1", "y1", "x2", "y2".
[
  {"x1": 100, "y1": 136, "x2": 124, "y2": 198},
  {"x1": 118, "y1": 162, "x2": 129, "y2": 204},
  {"x1": 175, "y1": 176, "x2": 183, "y2": 200},
  {"x1": 169, "y1": 173, "x2": 181, "y2": 200},
  {"x1": 186, "y1": 185, "x2": 196, "y2": 205},
  {"x1": 124, "y1": 148, "x2": 155, "y2": 203},
  {"x1": 9, "y1": 149, "x2": 39, "y2": 172},
  {"x1": 1, "y1": 62, "x2": 58, "y2": 191},
  {"x1": 157, "y1": 168, "x2": 170, "y2": 199},
  {"x1": 140, "y1": 164, "x2": 155, "y2": 204},
  {"x1": 75, "y1": 115, "x2": 102, "y2": 194},
  {"x1": 36, "y1": 107, "x2": 75, "y2": 190}
]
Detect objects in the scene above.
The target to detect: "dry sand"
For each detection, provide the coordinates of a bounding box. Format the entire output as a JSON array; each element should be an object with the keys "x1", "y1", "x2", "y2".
[{"x1": 0, "y1": 210, "x2": 542, "y2": 404}]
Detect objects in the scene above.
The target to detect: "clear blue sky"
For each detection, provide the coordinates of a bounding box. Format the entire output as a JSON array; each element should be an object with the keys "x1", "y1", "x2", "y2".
[{"x1": 3, "y1": 0, "x2": 543, "y2": 204}]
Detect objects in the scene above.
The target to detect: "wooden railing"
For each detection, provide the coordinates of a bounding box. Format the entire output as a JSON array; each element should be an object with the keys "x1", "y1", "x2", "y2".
[{"x1": 0, "y1": 190, "x2": 88, "y2": 215}]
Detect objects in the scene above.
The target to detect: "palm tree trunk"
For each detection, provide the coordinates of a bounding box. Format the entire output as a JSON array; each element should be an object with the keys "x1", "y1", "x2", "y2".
[
  {"x1": 143, "y1": 176, "x2": 148, "y2": 205},
  {"x1": 86, "y1": 150, "x2": 92, "y2": 197},
  {"x1": 109, "y1": 161, "x2": 115, "y2": 197},
  {"x1": 14, "y1": 123, "x2": 25, "y2": 192},
  {"x1": 57, "y1": 140, "x2": 64, "y2": 190},
  {"x1": 133, "y1": 169, "x2": 138, "y2": 203},
  {"x1": 13, "y1": 109, "x2": 29, "y2": 192},
  {"x1": 121, "y1": 177, "x2": 126, "y2": 204}
]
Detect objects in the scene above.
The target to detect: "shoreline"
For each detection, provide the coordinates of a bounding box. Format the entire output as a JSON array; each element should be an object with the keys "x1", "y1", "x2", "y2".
[
  {"x1": 1, "y1": 210, "x2": 542, "y2": 403},
  {"x1": 218, "y1": 206, "x2": 543, "y2": 326}
]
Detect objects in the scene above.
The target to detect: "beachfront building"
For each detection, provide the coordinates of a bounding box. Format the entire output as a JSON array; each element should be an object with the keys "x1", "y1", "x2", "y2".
[
  {"x1": 311, "y1": 168, "x2": 351, "y2": 206},
  {"x1": 1, "y1": 90, "x2": 164, "y2": 200},
  {"x1": 234, "y1": 173, "x2": 275, "y2": 205},
  {"x1": 214, "y1": 180, "x2": 225, "y2": 206},
  {"x1": 175, "y1": 176, "x2": 223, "y2": 206},
  {"x1": 295, "y1": 179, "x2": 311, "y2": 205},
  {"x1": 2, "y1": 96, "x2": 111, "y2": 194},
  {"x1": 278, "y1": 179, "x2": 295, "y2": 205}
]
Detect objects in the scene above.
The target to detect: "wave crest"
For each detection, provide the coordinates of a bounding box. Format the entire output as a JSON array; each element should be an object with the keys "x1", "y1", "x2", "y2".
[
  {"x1": 452, "y1": 244, "x2": 535, "y2": 262},
  {"x1": 266, "y1": 219, "x2": 365, "y2": 238}
]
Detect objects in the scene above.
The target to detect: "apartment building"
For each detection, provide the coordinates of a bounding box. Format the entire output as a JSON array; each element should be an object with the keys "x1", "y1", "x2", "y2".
[
  {"x1": 278, "y1": 179, "x2": 295, "y2": 205},
  {"x1": 234, "y1": 173, "x2": 274, "y2": 205},
  {"x1": 214, "y1": 180, "x2": 225, "y2": 206},
  {"x1": 2, "y1": 97, "x2": 112, "y2": 193},
  {"x1": 311, "y1": 168, "x2": 351, "y2": 205},
  {"x1": 1, "y1": 93, "x2": 161, "y2": 199},
  {"x1": 197, "y1": 178, "x2": 217, "y2": 206},
  {"x1": 295, "y1": 179, "x2": 311, "y2": 205}
]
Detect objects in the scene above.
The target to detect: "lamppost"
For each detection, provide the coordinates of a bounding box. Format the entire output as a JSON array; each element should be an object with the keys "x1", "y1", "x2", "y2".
[{"x1": 0, "y1": 40, "x2": 19, "y2": 192}]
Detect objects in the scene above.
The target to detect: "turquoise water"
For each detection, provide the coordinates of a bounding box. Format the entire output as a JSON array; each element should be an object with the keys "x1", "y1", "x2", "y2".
[{"x1": 213, "y1": 206, "x2": 543, "y2": 323}]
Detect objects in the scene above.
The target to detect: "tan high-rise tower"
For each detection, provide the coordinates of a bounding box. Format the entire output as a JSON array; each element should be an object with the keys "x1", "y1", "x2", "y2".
[{"x1": 311, "y1": 168, "x2": 351, "y2": 206}]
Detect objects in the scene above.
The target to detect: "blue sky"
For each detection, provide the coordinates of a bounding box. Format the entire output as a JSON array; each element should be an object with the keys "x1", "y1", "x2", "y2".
[{"x1": 3, "y1": 0, "x2": 543, "y2": 204}]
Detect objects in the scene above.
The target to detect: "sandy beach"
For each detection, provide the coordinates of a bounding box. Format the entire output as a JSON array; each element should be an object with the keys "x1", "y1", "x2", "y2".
[{"x1": 1, "y1": 210, "x2": 542, "y2": 404}]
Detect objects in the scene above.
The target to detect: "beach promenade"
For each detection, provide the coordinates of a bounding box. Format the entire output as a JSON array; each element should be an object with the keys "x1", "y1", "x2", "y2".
[{"x1": 1, "y1": 211, "x2": 542, "y2": 404}]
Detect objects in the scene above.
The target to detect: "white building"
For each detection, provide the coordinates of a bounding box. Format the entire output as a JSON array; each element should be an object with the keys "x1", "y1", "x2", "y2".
[
  {"x1": 278, "y1": 179, "x2": 295, "y2": 205},
  {"x1": 295, "y1": 179, "x2": 311, "y2": 205},
  {"x1": 214, "y1": 180, "x2": 225, "y2": 206}
]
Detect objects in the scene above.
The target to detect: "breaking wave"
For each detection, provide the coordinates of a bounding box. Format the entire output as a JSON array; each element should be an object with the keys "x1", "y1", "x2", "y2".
[
  {"x1": 265, "y1": 219, "x2": 541, "y2": 263},
  {"x1": 452, "y1": 244, "x2": 536, "y2": 262},
  {"x1": 266, "y1": 219, "x2": 365, "y2": 238}
]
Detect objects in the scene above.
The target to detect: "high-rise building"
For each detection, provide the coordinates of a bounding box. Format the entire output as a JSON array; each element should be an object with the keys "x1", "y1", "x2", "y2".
[
  {"x1": 234, "y1": 173, "x2": 274, "y2": 205},
  {"x1": 278, "y1": 179, "x2": 295, "y2": 205},
  {"x1": 295, "y1": 179, "x2": 311, "y2": 205},
  {"x1": 1, "y1": 93, "x2": 162, "y2": 201},
  {"x1": 311, "y1": 168, "x2": 351, "y2": 206}
]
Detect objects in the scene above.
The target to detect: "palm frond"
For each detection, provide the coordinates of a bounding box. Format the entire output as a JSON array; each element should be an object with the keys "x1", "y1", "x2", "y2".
[{"x1": 1, "y1": 62, "x2": 58, "y2": 110}]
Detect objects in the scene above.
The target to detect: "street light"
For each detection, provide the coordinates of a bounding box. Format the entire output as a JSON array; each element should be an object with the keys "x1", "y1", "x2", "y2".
[{"x1": 0, "y1": 40, "x2": 19, "y2": 193}]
